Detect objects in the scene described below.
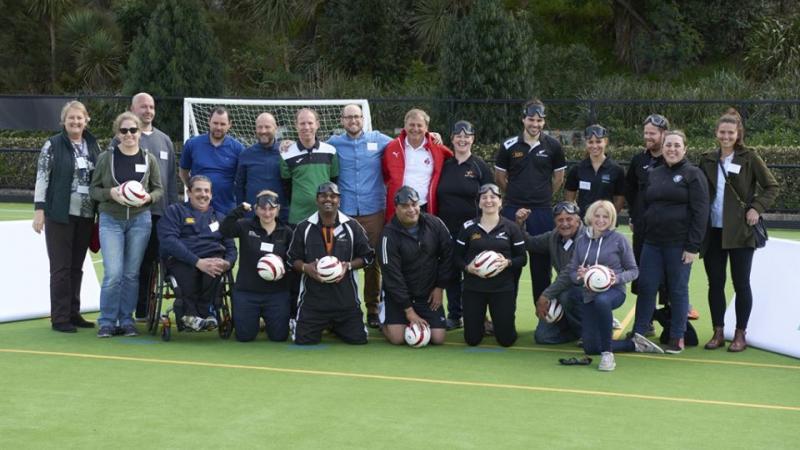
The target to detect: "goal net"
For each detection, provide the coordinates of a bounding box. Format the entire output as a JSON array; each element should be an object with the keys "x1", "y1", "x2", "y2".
[{"x1": 183, "y1": 98, "x2": 373, "y2": 146}]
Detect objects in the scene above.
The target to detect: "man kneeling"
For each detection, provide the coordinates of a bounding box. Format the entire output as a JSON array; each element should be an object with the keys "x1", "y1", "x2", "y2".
[
  {"x1": 158, "y1": 175, "x2": 237, "y2": 331},
  {"x1": 378, "y1": 186, "x2": 453, "y2": 345}
]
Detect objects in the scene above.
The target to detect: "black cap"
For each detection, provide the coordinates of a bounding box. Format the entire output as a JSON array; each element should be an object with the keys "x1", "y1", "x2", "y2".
[
  {"x1": 394, "y1": 185, "x2": 420, "y2": 205},
  {"x1": 316, "y1": 182, "x2": 340, "y2": 195}
]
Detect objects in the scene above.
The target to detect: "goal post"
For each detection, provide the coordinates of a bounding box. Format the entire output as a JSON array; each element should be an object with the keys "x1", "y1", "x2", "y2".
[{"x1": 182, "y1": 98, "x2": 373, "y2": 146}]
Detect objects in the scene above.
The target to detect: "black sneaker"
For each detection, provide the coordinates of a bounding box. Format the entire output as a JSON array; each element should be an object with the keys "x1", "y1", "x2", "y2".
[
  {"x1": 366, "y1": 313, "x2": 380, "y2": 329},
  {"x1": 664, "y1": 337, "x2": 684, "y2": 354},
  {"x1": 70, "y1": 316, "x2": 95, "y2": 328},
  {"x1": 120, "y1": 324, "x2": 139, "y2": 337},
  {"x1": 52, "y1": 322, "x2": 77, "y2": 333},
  {"x1": 446, "y1": 318, "x2": 463, "y2": 330},
  {"x1": 97, "y1": 326, "x2": 115, "y2": 338}
]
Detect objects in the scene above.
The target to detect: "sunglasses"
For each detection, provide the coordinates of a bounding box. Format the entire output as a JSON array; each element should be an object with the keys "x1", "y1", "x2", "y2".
[
  {"x1": 119, "y1": 127, "x2": 139, "y2": 135},
  {"x1": 478, "y1": 183, "x2": 502, "y2": 197},
  {"x1": 451, "y1": 121, "x2": 475, "y2": 135},
  {"x1": 256, "y1": 194, "x2": 279, "y2": 208},
  {"x1": 584, "y1": 125, "x2": 608, "y2": 139},
  {"x1": 523, "y1": 105, "x2": 546, "y2": 118},
  {"x1": 643, "y1": 114, "x2": 669, "y2": 130},
  {"x1": 553, "y1": 201, "x2": 580, "y2": 216}
]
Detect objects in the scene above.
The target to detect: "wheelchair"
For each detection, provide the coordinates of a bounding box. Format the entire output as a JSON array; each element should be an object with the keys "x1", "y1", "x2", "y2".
[{"x1": 145, "y1": 258, "x2": 234, "y2": 341}]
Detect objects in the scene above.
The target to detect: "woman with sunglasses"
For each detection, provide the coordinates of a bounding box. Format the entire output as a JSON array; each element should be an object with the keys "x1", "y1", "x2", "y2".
[
  {"x1": 632, "y1": 130, "x2": 709, "y2": 354},
  {"x1": 564, "y1": 125, "x2": 626, "y2": 219},
  {"x1": 435, "y1": 120, "x2": 493, "y2": 330},
  {"x1": 698, "y1": 109, "x2": 778, "y2": 352},
  {"x1": 33, "y1": 101, "x2": 102, "y2": 332},
  {"x1": 454, "y1": 184, "x2": 527, "y2": 347},
  {"x1": 90, "y1": 112, "x2": 163, "y2": 338},
  {"x1": 221, "y1": 191, "x2": 294, "y2": 342}
]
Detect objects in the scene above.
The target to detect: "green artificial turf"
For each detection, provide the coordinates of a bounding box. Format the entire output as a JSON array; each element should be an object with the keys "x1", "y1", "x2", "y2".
[{"x1": 2, "y1": 202, "x2": 799, "y2": 449}]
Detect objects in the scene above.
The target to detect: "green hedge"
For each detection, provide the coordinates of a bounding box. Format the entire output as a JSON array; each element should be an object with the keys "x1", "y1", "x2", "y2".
[{"x1": 2, "y1": 137, "x2": 798, "y2": 211}]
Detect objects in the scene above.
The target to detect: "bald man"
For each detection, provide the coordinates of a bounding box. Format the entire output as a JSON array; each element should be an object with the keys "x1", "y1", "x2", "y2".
[
  {"x1": 109, "y1": 92, "x2": 179, "y2": 321},
  {"x1": 235, "y1": 112, "x2": 289, "y2": 222}
]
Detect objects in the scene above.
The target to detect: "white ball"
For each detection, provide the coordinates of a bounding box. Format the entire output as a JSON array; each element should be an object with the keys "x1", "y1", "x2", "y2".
[
  {"x1": 119, "y1": 180, "x2": 146, "y2": 207},
  {"x1": 257, "y1": 253, "x2": 285, "y2": 281},
  {"x1": 404, "y1": 323, "x2": 431, "y2": 348},
  {"x1": 471, "y1": 250, "x2": 503, "y2": 278},
  {"x1": 584, "y1": 264, "x2": 613, "y2": 293},
  {"x1": 545, "y1": 299, "x2": 564, "y2": 323},
  {"x1": 316, "y1": 256, "x2": 343, "y2": 283}
]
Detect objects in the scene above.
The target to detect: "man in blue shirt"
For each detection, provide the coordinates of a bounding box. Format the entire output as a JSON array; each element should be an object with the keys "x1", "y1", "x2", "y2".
[
  {"x1": 179, "y1": 107, "x2": 245, "y2": 215},
  {"x1": 327, "y1": 104, "x2": 392, "y2": 327},
  {"x1": 235, "y1": 112, "x2": 288, "y2": 222}
]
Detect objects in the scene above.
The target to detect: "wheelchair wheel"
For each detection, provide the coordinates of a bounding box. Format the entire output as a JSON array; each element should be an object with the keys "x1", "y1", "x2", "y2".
[
  {"x1": 217, "y1": 271, "x2": 234, "y2": 339},
  {"x1": 145, "y1": 262, "x2": 161, "y2": 334}
]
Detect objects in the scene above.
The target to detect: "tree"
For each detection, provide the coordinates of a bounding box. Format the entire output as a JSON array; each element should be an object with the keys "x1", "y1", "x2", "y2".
[
  {"x1": 61, "y1": 9, "x2": 122, "y2": 92},
  {"x1": 123, "y1": 0, "x2": 223, "y2": 135},
  {"x1": 438, "y1": 0, "x2": 535, "y2": 143},
  {"x1": 28, "y1": 0, "x2": 73, "y2": 90}
]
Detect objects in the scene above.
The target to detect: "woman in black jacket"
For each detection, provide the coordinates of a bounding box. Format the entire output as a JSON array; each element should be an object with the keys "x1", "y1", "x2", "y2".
[
  {"x1": 32, "y1": 101, "x2": 101, "y2": 333},
  {"x1": 221, "y1": 191, "x2": 293, "y2": 342},
  {"x1": 699, "y1": 109, "x2": 779, "y2": 352}
]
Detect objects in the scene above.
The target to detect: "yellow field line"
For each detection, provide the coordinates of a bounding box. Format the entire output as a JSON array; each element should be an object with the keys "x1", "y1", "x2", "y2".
[
  {"x1": 613, "y1": 304, "x2": 637, "y2": 339},
  {"x1": 1, "y1": 348, "x2": 798, "y2": 412}
]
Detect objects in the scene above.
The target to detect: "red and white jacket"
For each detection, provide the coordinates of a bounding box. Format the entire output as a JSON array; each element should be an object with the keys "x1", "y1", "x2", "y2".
[{"x1": 381, "y1": 130, "x2": 453, "y2": 222}]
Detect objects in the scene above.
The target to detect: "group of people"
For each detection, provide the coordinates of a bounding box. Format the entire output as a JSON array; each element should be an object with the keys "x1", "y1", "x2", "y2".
[{"x1": 33, "y1": 95, "x2": 778, "y2": 371}]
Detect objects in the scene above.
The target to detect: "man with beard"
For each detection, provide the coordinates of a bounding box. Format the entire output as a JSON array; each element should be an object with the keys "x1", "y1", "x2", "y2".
[
  {"x1": 180, "y1": 107, "x2": 245, "y2": 215},
  {"x1": 288, "y1": 182, "x2": 373, "y2": 345},
  {"x1": 235, "y1": 112, "x2": 289, "y2": 222}
]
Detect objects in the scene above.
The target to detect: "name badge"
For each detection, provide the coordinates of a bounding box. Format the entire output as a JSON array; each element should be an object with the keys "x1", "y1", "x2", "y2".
[
  {"x1": 563, "y1": 239, "x2": 573, "y2": 251},
  {"x1": 135, "y1": 164, "x2": 147, "y2": 173},
  {"x1": 367, "y1": 142, "x2": 378, "y2": 151},
  {"x1": 260, "y1": 242, "x2": 274, "y2": 252},
  {"x1": 160, "y1": 151, "x2": 169, "y2": 160},
  {"x1": 333, "y1": 225, "x2": 344, "y2": 237},
  {"x1": 579, "y1": 181, "x2": 591, "y2": 190},
  {"x1": 728, "y1": 163, "x2": 741, "y2": 174},
  {"x1": 209, "y1": 221, "x2": 219, "y2": 232},
  {"x1": 76, "y1": 157, "x2": 88, "y2": 169},
  {"x1": 77, "y1": 185, "x2": 90, "y2": 194}
]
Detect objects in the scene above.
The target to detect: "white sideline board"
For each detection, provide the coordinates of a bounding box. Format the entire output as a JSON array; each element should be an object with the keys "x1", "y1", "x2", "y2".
[
  {"x1": 724, "y1": 238, "x2": 800, "y2": 359},
  {"x1": 0, "y1": 220, "x2": 100, "y2": 323}
]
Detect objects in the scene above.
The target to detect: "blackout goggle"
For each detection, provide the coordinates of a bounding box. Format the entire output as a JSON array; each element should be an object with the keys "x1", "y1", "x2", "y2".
[
  {"x1": 584, "y1": 125, "x2": 608, "y2": 139},
  {"x1": 451, "y1": 120, "x2": 475, "y2": 135},
  {"x1": 553, "y1": 201, "x2": 580, "y2": 216},
  {"x1": 256, "y1": 194, "x2": 279, "y2": 208},
  {"x1": 523, "y1": 104, "x2": 546, "y2": 118},
  {"x1": 477, "y1": 183, "x2": 502, "y2": 198},
  {"x1": 394, "y1": 186, "x2": 420, "y2": 205},
  {"x1": 644, "y1": 114, "x2": 669, "y2": 130}
]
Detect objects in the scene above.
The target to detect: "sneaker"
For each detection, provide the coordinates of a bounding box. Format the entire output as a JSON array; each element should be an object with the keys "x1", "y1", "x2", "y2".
[
  {"x1": 203, "y1": 315, "x2": 218, "y2": 331},
  {"x1": 687, "y1": 307, "x2": 700, "y2": 320},
  {"x1": 484, "y1": 319, "x2": 494, "y2": 336},
  {"x1": 182, "y1": 315, "x2": 205, "y2": 332},
  {"x1": 366, "y1": 313, "x2": 381, "y2": 329},
  {"x1": 97, "y1": 326, "x2": 115, "y2": 338},
  {"x1": 576, "y1": 338, "x2": 583, "y2": 348},
  {"x1": 446, "y1": 317, "x2": 463, "y2": 330},
  {"x1": 120, "y1": 324, "x2": 139, "y2": 337},
  {"x1": 632, "y1": 332, "x2": 664, "y2": 354},
  {"x1": 598, "y1": 351, "x2": 616, "y2": 371},
  {"x1": 612, "y1": 317, "x2": 622, "y2": 330},
  {"x1": 664, "y1": 337, "x2": 685, "y2": 354},
  {"x1": 644, "y1": 323, "x2": 656, "y2": 337}
]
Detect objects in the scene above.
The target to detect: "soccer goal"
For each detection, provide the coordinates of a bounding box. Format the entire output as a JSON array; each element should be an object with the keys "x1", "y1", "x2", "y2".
[{"x1": 183, "y1": 98, "x2": 373, "y2": 146}]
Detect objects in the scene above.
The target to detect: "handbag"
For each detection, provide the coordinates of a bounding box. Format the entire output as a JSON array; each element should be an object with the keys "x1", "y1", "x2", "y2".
[{"x1": 718, "y1": 155, "x2": 768, "y2": 249}]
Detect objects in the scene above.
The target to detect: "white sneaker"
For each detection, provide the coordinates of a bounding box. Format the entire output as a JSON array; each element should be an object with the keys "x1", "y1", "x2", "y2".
[
  {"x1": 612, "y1": 317, "x2": 622, "y2": 329},
  {"x1": 182, "y1": 315, "x2": 204, "y2": 331},
  {"x1": 598, "y1": 351, "x2": 616, "y2": 371},
  {"x1": 632, "y1": 332, "x2": 664, "y2": 354},
  {"x1": 203, "y1": 315, "x2": 218, "y2": 331}
]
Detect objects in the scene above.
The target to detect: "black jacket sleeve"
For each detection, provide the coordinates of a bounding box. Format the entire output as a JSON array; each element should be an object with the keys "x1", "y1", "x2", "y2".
[
  {"x1": 625, "y1": 153, "x2": 641, "y2": 210},
  {"x1": 377, "y1": 230, "x2": 412, "y2": 309},
  {"x1": 434, "y1": 218, "x2": 454, "y2": 289},
  {"x1": 685, "y1": 167, "x2": 710, "y2": 253},
  {"x1": 508, "y1": 221, "x2": 528, "y2": 269},
  {"x1": 287, "y1": 222, "x2": 307, "y2": 265},
  {"x1": 453, "y1": 225, "x2": 470, "y2": 271},
  {"x1": 350, "y1": 219, "x2": 374, "y2": 266},
  {"x1": 220, "y1": 204, "x2": 246, "y2": 238}
]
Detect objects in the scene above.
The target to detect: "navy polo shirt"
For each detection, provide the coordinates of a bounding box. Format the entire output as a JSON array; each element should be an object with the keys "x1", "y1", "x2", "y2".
[
  {"x1": 235, "y1": 140, "x2": 289, "y2": 222},
  {"x1": 180, "y1": 134, "x2": 245, "y2": 215},
  {"x1": 436, "y1": 155, "x2": 493, "y2": 234},
  {"x1": 495, "y1": 133, "x2": 566, "y2": 208},
  {"x1": 564, "y1": 157, "x2": 626, "y2": 217}
]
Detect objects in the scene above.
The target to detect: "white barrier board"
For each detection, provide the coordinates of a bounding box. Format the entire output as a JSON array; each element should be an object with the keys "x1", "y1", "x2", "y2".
[
  {"x1": 0, "y1": 220, "x2": 100, "y2": 322},
  {"x1": 724, "y1": 238, "x2": 800, "y2": 359}
]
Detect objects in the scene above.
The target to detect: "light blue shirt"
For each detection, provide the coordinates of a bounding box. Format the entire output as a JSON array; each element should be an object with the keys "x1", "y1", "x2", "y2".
[
  {"x1": 327, "y1": 130, "x2": 392, "y2": 216},
  {"x1": 711, "y1": 153, "x2": 733, "y2": 228}
]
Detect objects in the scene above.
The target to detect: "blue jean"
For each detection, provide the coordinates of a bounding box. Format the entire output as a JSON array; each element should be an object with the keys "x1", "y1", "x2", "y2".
[
  {"x1": 535, "y1": 286, "x2": 583, "y2": 344},
  {"x1": 634, "y1": 243, "x2": 691, "y2": 340},
  {"x1": 233, "y1": 289, "x2": 290, "y2": 342},
  {"x1": 581, "y1": 288, "x2": 634, "y2": 354},
  {"x1": 98, "y1": 211, "x2": 151, "y2": 328}
]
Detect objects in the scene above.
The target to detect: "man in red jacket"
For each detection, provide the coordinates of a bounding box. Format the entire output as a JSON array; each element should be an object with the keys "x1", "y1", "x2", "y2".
[{"x1": 382, "y1": 108, "x2": 453, "y2": 222}]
